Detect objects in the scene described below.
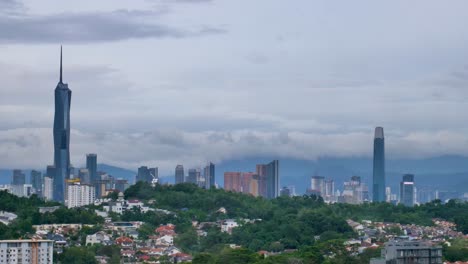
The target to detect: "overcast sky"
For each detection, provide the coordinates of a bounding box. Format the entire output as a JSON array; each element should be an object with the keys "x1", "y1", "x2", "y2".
[{"x1": 1, "y1": 0, "x2": 468, "y2": 173}]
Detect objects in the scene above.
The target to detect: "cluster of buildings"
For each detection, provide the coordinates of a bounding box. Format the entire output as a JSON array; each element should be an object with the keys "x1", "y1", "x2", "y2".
[
  {"x1": 223, "y1": 160, "x2": 280, "y2": 199},
  {"x1": 344, "y1": 218, "x2": 467, "y2": 264},
  {"x1": 173, "y1": 162, "x2": 216, "y2": 189},
  {"x1": 1, "y1": 154, "x2": 130, "y2": 209}
]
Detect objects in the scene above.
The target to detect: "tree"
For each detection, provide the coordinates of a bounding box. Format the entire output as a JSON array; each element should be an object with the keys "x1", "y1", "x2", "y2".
[{"x1": 59, "y1": 247, "x2": 98, "y2": 264}]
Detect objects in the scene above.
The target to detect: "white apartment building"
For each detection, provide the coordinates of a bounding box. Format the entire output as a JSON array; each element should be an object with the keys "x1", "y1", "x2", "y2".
[
  {"x1": 43, "y1": 177, "x2": 53, "y2": 201},
  {"x1": 66, "y1": 183, "x2": 95, "y2": 208},
  {"x1": 0, "y1": 239, "x2": 54, "y2": 264}
]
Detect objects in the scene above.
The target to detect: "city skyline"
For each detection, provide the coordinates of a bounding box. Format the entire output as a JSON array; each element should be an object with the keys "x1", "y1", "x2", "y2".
[{"x1": 2, "y1": 1, "x2": 468, "y2": 176}]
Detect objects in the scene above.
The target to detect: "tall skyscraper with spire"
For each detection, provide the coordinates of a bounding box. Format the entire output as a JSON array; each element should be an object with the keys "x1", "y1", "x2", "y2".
[
  {"x1": 53, "y1": 47, "x2": 72, "y2": 202},
  {"x1": 372, "y1": 127, "x2": 385, "y2": 202}
]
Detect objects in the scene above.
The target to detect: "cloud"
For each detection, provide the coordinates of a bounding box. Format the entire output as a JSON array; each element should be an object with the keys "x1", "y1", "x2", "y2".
[
  {"x1": 1, "y1": 127, "x2": 468, "y2": 176},
  {"x1": 0, "y1": 0, "x2": 23, "y2": 13},
  {"x1": 0, "y1": 8, "x2": 225, "y2": 44}
]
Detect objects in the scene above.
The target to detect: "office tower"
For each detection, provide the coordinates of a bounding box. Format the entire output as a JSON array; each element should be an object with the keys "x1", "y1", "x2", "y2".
[
  {"x1": 187, "y1": 169, "x2": 198, "y2": 184},
  {"x1": 86, "y1": 154, "x2": 97, "y2": 184},
  {"x1": 0, "y1": 239, "x2": 54, "y2": 264},
  {"x1": 370, "y1": 239, "x2": 442, "y2": 264},
  {"x1": 66, "y1": 183, "x2": 95, "y2": 208},
  {"x1": 114, "y1": 179, "x2": 129, "y2": 192},
  {"x1": 175, "y1": 165, "x2": 184, "y2": 184},
  {"x1": 310, "y1": 176, "x2": 325, "y2": 196},
  {"x1": 204, "y1": 162, "x2": 215, "y2": 189},
  {"x1": 265, "y1": 160, "x2": 279, "y2": 199},
  {"x1": 78, "y1": 169, "x2": 90, "y2": 184},
  {"x1": 324, "y1": 180, "x2": 335, "y2": 202},
  {"x1": 340, "y1": 176, "x2": 369, "y2": 204},
  {"x1": 400, "y1": 174, "x2": 415, "y2": 207},
  {"x1": 224, "y1": 172, "x2": 242, "y2": 192},
  {"x1": 249, "y1": 176, "x2": 259, "y2": 197},
  {"x1": 373, "y1": 127, "x2": 385, "y2": 202},
  {"x1": 31, "y1": 170, "x2": 43, "y2": 197},
  {"x1": 12, "y1": 169, "x2": 26, "y2": 185},
  {"x1": 256, "y1": 164, "x2": 267, "y2": 197},
  {"x1": 43, "y1": 176, "x2": 54, "y2": 201},
  {"x1": 149, "y1": 167, "x2": 159, "y2": 182},
  {"x1": 53, "y1": 47, "x2": 72, "y2": 202},
  {"x1": 10, "y1": 184, "x2": 34, "y2": 197},
  {"x1": 255, "y1": 161, "x2": 279, "y2": 199},
  {"x1": 46, "y1": 165, "x2": 55, "y2": 178}
]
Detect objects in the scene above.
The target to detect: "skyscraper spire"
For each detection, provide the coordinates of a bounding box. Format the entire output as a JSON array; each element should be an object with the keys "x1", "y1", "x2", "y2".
[{"x1": 60, "y1": 46, "x2": 63, "y2": 83}]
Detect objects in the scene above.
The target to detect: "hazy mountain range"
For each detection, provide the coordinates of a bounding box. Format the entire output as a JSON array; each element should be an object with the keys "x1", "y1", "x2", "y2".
[{"x1": 1, "y1": 155, "x2": 467, "y2": 195}]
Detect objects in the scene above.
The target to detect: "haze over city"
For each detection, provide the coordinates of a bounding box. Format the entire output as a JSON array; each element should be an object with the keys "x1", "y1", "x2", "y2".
[{"x1": 1, "y1": 0, "x2": 468, "y2": 176}]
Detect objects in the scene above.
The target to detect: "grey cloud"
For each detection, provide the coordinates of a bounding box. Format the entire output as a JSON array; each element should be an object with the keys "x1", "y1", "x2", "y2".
[
  {"x1": 0, "y1": 0, "x2": 23, "y2": 14},
  {"x1": 0, "y1": 8, "x2": 225, "y2": 44},
  {"x1": 2, "y1": 127, "x2": 468, "y2": 176}
]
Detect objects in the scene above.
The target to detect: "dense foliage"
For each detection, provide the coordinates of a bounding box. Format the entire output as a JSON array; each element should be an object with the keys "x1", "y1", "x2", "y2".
[
  {"x1": 123, "y1": 182, "x2": 468, "y2": 262},
  {"x1": 0, "y1": 190, "x2": 104, "y2": 239}
]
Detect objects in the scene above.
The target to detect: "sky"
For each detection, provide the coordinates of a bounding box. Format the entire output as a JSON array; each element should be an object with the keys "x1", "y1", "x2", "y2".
[{"x1": 1, "y1": 0, "x2": 468, "y2": 174}]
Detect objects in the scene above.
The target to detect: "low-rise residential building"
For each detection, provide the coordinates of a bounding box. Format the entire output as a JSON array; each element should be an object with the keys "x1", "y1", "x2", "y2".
[
  {"x1": 0, "y1": 211, "x2": 17, "y2": 225},
  {"x1": 86, "y1": 231, "x2": 112, "y2": 246}
]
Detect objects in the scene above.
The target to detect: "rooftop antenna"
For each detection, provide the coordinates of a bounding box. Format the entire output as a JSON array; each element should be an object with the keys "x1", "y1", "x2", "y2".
[{"x1": 60, "y1": 46, "x2": 63, "y2": 83}]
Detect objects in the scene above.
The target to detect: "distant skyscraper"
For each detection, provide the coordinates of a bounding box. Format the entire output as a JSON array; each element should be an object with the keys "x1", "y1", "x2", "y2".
[
  {"x1": 187, "y1": 169, "x2": 198, "y2": 184},
  {"x1": 149, "y1": 167, "x2": 158, "y2": 182},
  {"x1": 373, "y1": 127, "x2": 385, "y2": 202},
  {"x1": 204, "y1": 162, "x2": 215, "y2": 189},
  {"x1": 224, "y1": 172, "x2": 242, "y2": 192},
  {"x1": 12, "y1": 169, "x2": 26, "y2": 185},
  {"x1": 43, "y1": 176, "x2": 53, "y2": 201},
  {"x1": 136, "y1": 166, "x2": 157, "y2": 183},
  {"x1": 46, "y1": 165, "x2": 56, "y2": 179},
  {"x1": 265, "y1": 160, "x2": 279, "y2": 199},
  {"x1": 175, "y1": 165, "x2": 184, "y2": 184},
  {"x1": 310, "y1": 176, "x2": 325, "y2": 196},
  {"x1": 86, "y1": 154, "x2": 97, "y2": 184},
  {"x1": 30, "y1": 170, "x2": 43, "y2": 197},
  {"x1": 400, "y1": 174, "x2": 415, "y2": 207},
  {"x1": 78, "y1": 169, "x2": 90, "y2": 184},
  {"x1": 53, "y1": 47, "x2": 72, "y2": 202}
]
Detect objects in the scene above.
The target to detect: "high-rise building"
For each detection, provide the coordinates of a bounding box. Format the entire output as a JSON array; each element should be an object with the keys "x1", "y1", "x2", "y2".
[
  {"x1": 78, "y1": 168, "x2": 90, "y2": 184},
  {"x1": 149, "y1": 167, "x2": 159, "y2": 182},
  {"x1": 175, "y1": 165, "x2": 184, "y2": 184},
  {"x1": 31, "y1": 170, "x2": 43, "y2": 197},
  {"x1": 340, "y1": 176, "x2": 369, "y2": 204},
  {"x1": 204, "y1": 162, "x2": 215, "y2": 189},
  {"x1": 324, "y1": 179, "x2": 335, "y2": 202},
  {"x1": 187, "y1": 169, "x2": 198, "y2": 184},
  {"x1": 256, "y1": 164, "x2": 267, "y2": 197},
  {"x1": 224, "y1": 172, "x2": 242, "y2": 192},
  {"x1": 265, "y1": 160, "x2": 279, "y2": 199},
  {"x1": 0, "y1": 239, "x2": 54, "y2": 264},
  {"x1": 400, "y1": 174, "x2": 415, "y2": 207},
  {"x1": 66, "y1": 183, "x2": 95, "y2": 208},
  {"x1": 46, "y1": 165, "x2": 55, "y2": 179},
  {"x1": 12, "y1": 169, "x2": 26, "y2": 185},
  {"x1": 254, "y1": 161, "x2": 279, "y2": 199},
  {"x1": 136, "y1": 166, "x2": 157, "y2": 183},
  {"x1": 310, "y1": 176, "x2": 325, "y2": 196},
  {"x1": 43, "y1": 176, "x2": 54, "y2": 201},
  {"x1": 53, "y1": 47, "x2": 72, "y2": 202},
  {"x1": 86, "y1": 154, "x2": 97, "y2": 185},
  {"x1": 373, "y1": 127, "x2": 385, "y2": 202}
]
